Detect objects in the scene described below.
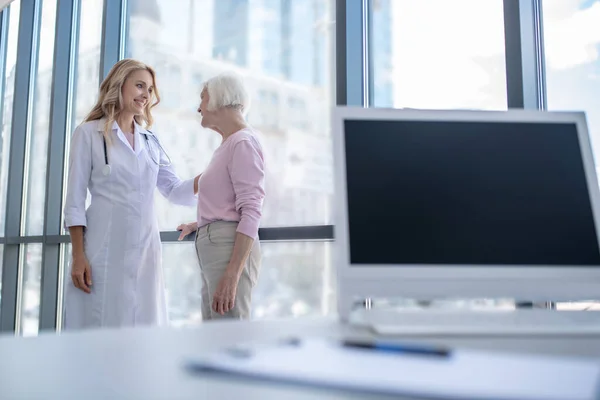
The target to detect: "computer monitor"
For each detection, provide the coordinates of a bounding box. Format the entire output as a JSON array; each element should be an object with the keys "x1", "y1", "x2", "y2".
[{"x1": 333, "y1": 107, "x2": 600, "y2": 320}]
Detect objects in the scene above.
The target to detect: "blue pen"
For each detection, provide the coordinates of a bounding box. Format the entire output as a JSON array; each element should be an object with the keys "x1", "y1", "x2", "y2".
[{"x1": 342, "y1": 339, "x2": 451, "y2": 357}]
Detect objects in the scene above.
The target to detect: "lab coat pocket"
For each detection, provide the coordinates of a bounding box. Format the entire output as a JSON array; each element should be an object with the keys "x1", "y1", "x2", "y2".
[
  {"x1": 83, "y1": 229, "x2": 108, "y2": 266},
  {"x1": 83, "y1": 208, "x2": 111, "y2": 266}
]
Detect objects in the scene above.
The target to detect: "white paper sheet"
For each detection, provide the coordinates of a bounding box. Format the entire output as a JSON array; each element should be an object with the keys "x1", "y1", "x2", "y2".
[{"x1": 186, "y1": 337, "x2": 600, "y2": 400}]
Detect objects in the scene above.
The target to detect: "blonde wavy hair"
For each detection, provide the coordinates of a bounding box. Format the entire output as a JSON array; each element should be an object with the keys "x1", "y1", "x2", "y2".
[{"x1": 83, "y1": 58, "x2": 160, "y2": 143}]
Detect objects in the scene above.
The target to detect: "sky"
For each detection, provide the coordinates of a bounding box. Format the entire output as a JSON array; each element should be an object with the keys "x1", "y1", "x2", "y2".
[
  {"x1": 4, "y1": 0, "x2": 19, "y2": 70},
  {"x1": 387, "y1": 0, "x2": 600, "y2": 157},
  {"x1": 544, "y1": 0, "x2": 600, "y2": 70},
  {"x1": 542, "y1": 0, "x2": 600, "y2": 155},
  {"x1": 390, "y1": 0, "x2": 507, "y2": 110}
]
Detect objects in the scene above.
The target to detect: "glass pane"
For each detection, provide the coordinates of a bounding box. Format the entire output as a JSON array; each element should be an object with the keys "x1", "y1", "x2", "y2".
[
  {"x1": 163, "y1": 241, "x2": 334, "y2": 326},
  {"x1": 254, "y1": 242, "x2": 335, "y2": 319},
  {"x1": 0, "y1": 1, "x2": 20, "y2": 234},
  {"x1": 126, "y1": 0, "x2": 335, "y2": 229},
  {"x1": 543, "y1": 0, "x2": 600, "y2": 172},
  {"x1": 62, "y1": 0, "x2": 103, "y2": 232},
  {"x1": 0, "y1": 244, "x2": 4, "y2": 313},
  {"x1": 371, "y1": 0, "x2": 507, "y2": 109},
  {"x1": 162, "y1": 244, "x2": 203, "y2": 326},
  {"x1": 57, "y1": 243, "x2": 71, "y2": 331},
  {"x1": 72, "y1": 0, "x2": 103, "y2": 127},
  {"x1": 20, "y1": 244, "x2": 42, "y2": 337},
  {"x1": 542, "y1": 0, "x2": 600, "y2": 311},
  {"x1": 23, "y1": 0, "x2": 57, "y2": 235},
  {"x1": 58, "y1": 241, "x2": 334, "y2": 328}
]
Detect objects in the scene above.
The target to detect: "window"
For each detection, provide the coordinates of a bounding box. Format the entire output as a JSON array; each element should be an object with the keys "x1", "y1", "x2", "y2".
[
  {"x1": 188, "y1": 72, "x2": 203, "y2": 112},
  {"x1": 0, "y1": 0, "x2": 20, "y2": 235},
  {"x1": 253, "y1": 242, "x2": 335, "y2": 319},
  {"x1": 24, "y1": 0, "x2": 57, "y2": 235},
  {"x1": 163, "y1": 241, "x2": 334, "y2": 325},
  {"x1": 72, "y1": 0, "x2": 103, "y2": 127},
  {"x1": 126, "y1": 0, "x2": 334, "y2": 231},
  {"x1": 370, "y1": 0, "x2": 507, "y2": 110},
  {"x1": 62, "y1": 0, "x2": 103, "y2": 230},
  {"x1": 258, "y1": 89, "x2": 279, "y2": 129},
  {"x1": 162, "y1": 64, "x2": 182, "y2": 109},
  {"x1": 543, "y1": 0, "x2": 600, "y2": 171},
  {"x1": 213, "y1": 0, "x2": 249, "y2": 66},
  {"x1": 288, "y1": 96, "x2": 309, "y2": 131},
  {"x1": 57, "y1": 243, "x2": 72, "y2": 331},
  {"x1": 125, "y1": 0, "x2": 335, "y2": 323},
  {"x1": 20, "y1": 244, "x2": 42, "y2": 336},
  {"x1": 0, "y1": 244, "x2": 3, "y2": 311},
  {"x1": 542, "y1": 0, "x2": 600, "y2": 311},
  {"x1": 9, "y1": 0, "x2": 59, "y2": 337},
  {"x1": 259, "y1": 0, "x2": 283, "y2": 76}
]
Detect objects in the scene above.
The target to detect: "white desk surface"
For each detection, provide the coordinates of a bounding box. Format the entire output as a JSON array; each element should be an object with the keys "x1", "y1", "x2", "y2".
[{"x1": 1, "y1": 316, "x2": 600, "y2": 400}]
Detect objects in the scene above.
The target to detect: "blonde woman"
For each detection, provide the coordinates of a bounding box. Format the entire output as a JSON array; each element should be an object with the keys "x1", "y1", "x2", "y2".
[
  {"x1": 63, "y1": 59, "x2": 200, "y2": 330},
  {"x1": 177, "y1": 73, "x2": 265, "y2": 320}
]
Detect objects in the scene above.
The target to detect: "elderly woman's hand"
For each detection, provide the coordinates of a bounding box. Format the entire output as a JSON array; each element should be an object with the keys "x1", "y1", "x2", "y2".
[
  {"x1": 177, "y1": 222, "x2": 197, "y2": 241},
  {"x1": 212, "y1": 271, "x2": 239, "y2": 315}
]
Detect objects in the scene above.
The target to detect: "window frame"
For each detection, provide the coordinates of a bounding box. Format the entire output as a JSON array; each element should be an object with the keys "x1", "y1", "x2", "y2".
[{"x1": 0, "y1": 0, "x2": 548, "y2": 333}]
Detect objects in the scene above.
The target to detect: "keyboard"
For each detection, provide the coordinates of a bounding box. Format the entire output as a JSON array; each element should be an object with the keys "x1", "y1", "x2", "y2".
[{"x1": 350, "y1": 308, "x2": 600, "y2": 336}]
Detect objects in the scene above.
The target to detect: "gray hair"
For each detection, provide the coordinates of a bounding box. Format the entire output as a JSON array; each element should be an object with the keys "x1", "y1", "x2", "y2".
[{"x1": 202, "y1": 72, "x2": 250, "y2": 115}]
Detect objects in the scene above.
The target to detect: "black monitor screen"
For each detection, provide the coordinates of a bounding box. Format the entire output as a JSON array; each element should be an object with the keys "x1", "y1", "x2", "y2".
[{"x1": 344, "y1": 119, "x2": 600, "y2": 266}]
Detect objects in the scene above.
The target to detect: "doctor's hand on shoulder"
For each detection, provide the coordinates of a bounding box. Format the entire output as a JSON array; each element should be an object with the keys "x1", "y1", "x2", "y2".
[{"x1": 71, "y1": 253, "x2": 92, "y2": 294}]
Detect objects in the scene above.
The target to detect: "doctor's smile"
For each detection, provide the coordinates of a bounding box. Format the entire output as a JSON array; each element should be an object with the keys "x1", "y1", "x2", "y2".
[{"x1": 134, "y1": 98, "x2": 146, "y2": 109}]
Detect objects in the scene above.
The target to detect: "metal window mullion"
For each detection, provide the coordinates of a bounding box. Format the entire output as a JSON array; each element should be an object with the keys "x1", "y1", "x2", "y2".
[
  {"x1": 363, "y1": 0, "x2": 373, "y2": 107},
  {"x1": 503, "y1": 0, "x2": 545, "y2": 110},
  {"x1": 99, "y1": 0, "x2": 126, "y2": 81},
  {"x1": 159, "y1": 225, "x2": 336, "y2": 242},
  {"x1": 40, "y1": 225, "x2": 336, "y2": 245},
  {"x1": 5, "y1": 236, "x2": 44, "y2": 245},
  {"x1": 0, "y1": 0, "x2": 43, "y2": 333},
  {"x1": 120, "y1": 0, "x2": 129, "y2": 60},
  {"x1": 336, "y1": 0, "x2": 367, "y2": 106},
  {"x1": 532, "y1": 0, "x2": 547, "y2": 110},
  {"x1": 39, "y1": 0, "x2": 80, "y2": 332},
  {"x1": 0, "y1": 10, "x2": 9, "y2": 163},
  {"x1": 0, "y1": 7, "x2": 9, "y2": 327}
]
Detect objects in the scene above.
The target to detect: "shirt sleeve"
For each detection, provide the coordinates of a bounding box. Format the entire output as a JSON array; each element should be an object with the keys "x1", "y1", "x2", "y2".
[
  {"x1": 229, "y1": 139, "x2": 266, "y2": 238},
  {"x1": 154, "y1": 135, "x2": 198, "y2": 207},
  {"x1": 63, "y1": 126, "x2": 92, "y2": 228}
]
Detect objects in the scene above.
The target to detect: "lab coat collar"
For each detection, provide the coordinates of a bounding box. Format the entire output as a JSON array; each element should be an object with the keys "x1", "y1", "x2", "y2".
[
  {"x1": 96, "y1": 118, "x2": 144, "y2": 155},
  {"x1": 95, "y1": 119, "x2": 117, "y2": 132},
  {"x1": 95, "y1": 118, "x2": 150, "y2": 134},
  {"x1": 135, "y1": 121, "x2": 151, "y2": 135}
]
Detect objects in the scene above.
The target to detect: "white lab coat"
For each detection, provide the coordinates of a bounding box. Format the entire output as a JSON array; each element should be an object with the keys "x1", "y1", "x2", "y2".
[{"x1": 63, "y1": 119, "x2": 196, "y2": 330}]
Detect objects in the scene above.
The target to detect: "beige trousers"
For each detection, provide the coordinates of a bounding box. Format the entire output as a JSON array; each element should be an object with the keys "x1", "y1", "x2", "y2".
[{"x1": 194, "y1": 221, "x2": 261, "y2": 320}]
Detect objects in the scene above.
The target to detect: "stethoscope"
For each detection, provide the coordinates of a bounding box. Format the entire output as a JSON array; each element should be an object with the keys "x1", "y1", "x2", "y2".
[{"x1": 101, "y1": 131, "x2": 172, "y2": 176}]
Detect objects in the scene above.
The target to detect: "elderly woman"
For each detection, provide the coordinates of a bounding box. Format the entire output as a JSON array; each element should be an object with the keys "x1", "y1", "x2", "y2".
[{"x1": 177, "y1": 73, "x2": 265, "y2": 320}]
